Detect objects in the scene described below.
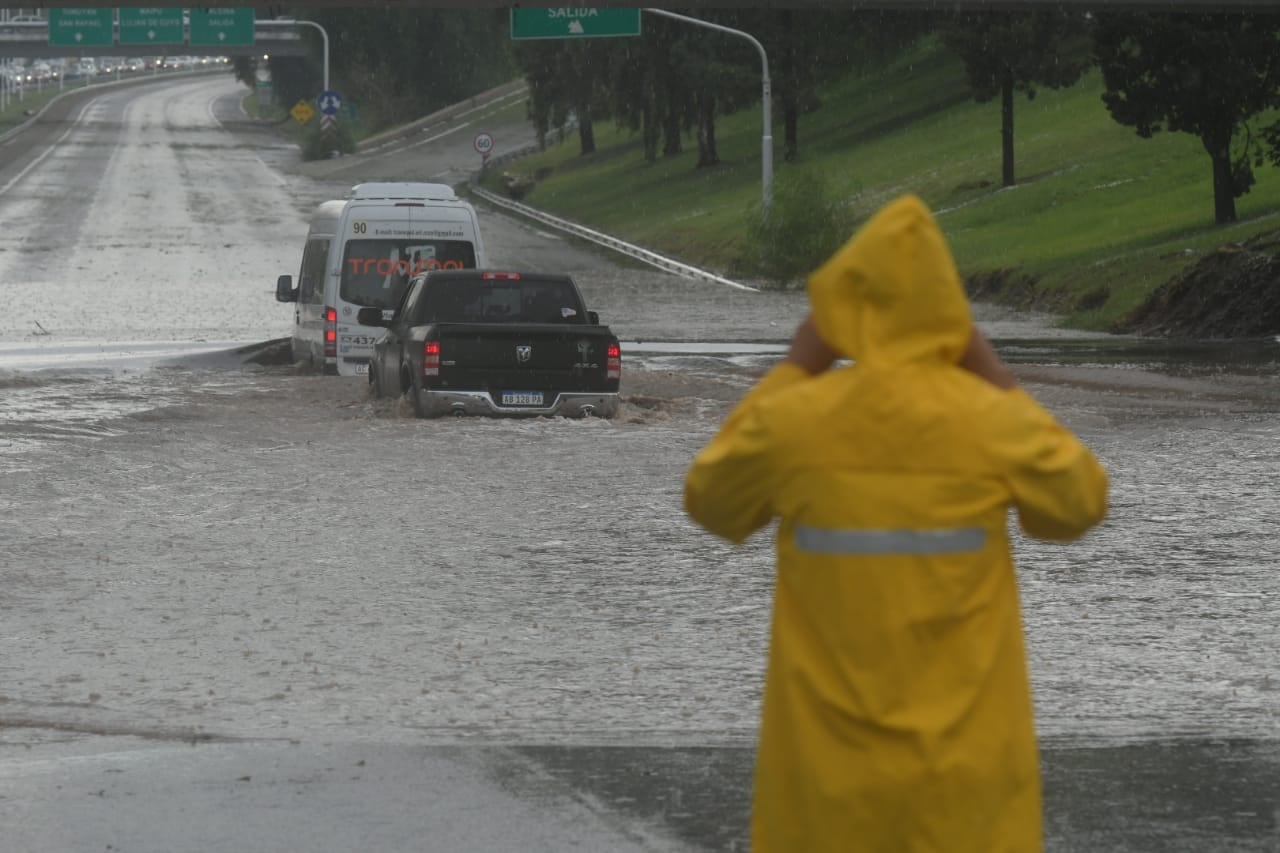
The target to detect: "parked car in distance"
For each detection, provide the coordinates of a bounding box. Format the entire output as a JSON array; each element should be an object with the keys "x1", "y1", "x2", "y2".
[{"x1": 362, "y1": 270, "x2": 622, "y2": 419}]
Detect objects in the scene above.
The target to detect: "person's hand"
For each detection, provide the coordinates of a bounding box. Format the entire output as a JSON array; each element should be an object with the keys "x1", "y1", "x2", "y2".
[
  {"x1": 785, "y1": 314, "x2": 839, "y2": 376},
  {"x1": 958, "y1": 326, "x2": 1017, "y2": 390}
]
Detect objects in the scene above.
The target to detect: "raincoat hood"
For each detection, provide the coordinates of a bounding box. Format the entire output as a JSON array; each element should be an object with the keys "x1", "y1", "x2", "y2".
[{"x1": 807, "y1": 194, "x2": 971, "y2": 366}]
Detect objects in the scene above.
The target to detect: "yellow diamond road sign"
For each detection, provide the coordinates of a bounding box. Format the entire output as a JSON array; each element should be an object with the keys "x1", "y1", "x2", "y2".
[{"x1": 291, "y1": 100, "x2": 315, "y2": 124}]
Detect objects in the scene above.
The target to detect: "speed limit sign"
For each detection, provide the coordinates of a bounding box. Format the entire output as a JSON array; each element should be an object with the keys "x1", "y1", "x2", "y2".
[{"x1": 474, "y1": 132, "x2": 494, "y2": 156}]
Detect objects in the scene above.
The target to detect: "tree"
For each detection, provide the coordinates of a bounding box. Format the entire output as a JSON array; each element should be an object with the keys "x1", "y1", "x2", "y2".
[
  {"x1": 605, "y1": 15, "x2": 684, "y2": 162},
  {"x1": 944, "y1": 10, "x2": 1092, "y2": 187},
  {"x1": 514, "y1": 39, "x2": 613, "y2": 156},
  {"x1": 231, "y1": 56, "x2": 255, "y2": 90},
  {"x1": 561, "y1": 40, "x2": 616, "y2": 156},
  {"x1": 591, "y1": 14, "x2": 697, "y2": 161},
  {"x1": 1094, "y1": 12, "x2": 1280, "y2": 225},
  {"x1": 306, "y1": 9, "x2": 517, "y2": 133},
  {"x1": 745, "y1": 9, "x2": 870, "y2": 162},
  {"x1": 514, "y1": 41, "x2": 570, "y2": 150},
  {"x1": 680, "y1": 11, "x2": 768, "y2": 169}
]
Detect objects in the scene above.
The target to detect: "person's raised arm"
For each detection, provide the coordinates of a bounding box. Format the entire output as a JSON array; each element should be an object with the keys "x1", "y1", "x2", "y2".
[
  {"x1": 684, "y1": 314, "x2": 834, "y2": 543},
  {"x1": 959, "y1": 326, "x2": 1018, "y2": 390},
  {"x1": 784, "y1": 314, "x2": 839, "y2": 376}
]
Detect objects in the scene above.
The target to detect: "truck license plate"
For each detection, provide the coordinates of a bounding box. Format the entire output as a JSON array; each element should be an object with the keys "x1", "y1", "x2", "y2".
[
  {"x1": 353, "y1": 363, "x2": 369, "y2": 375},
  {"x1": 501, "y1": 391, "x2": 543, "y2": 406}
]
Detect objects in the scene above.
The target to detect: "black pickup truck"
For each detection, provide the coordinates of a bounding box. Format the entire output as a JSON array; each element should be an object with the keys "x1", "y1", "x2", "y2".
[{"x1": 359, "y1": 270, "x2": 622, "y2": 419}]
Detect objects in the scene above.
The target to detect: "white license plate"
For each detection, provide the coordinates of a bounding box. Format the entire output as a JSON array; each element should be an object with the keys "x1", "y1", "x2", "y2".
[
  {"x1": 501, "y1": 391, "x2": 543, "y2": 406},
  {"x1": 353, "y1": 363, "x2": 369, "y2": 375}
]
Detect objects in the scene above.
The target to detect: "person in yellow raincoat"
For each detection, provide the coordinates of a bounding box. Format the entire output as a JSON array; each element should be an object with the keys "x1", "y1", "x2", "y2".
[{"x1": 684, "y1": 194, "x2": 1108, "y2": 853}]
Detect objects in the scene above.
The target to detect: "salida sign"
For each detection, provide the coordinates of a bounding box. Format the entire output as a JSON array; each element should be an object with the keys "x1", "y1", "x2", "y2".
[{"x1": 509, "y1": 7, "x2": 642, "y2": 40}]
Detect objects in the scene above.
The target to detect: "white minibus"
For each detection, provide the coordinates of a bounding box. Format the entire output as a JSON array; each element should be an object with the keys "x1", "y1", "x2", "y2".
[{"x1": 276, "y1": 182, "x2": 487, "y2": 376}]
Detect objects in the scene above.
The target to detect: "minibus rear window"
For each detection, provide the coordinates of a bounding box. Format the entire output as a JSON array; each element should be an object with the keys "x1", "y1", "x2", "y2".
[{"x1": 340, "y1": 239, "x2": 477, "y2": 308}]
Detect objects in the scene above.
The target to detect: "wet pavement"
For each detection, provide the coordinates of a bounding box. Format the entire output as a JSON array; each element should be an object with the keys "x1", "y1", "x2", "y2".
[
  {"x1": 2, "y1": 736, "x2": 1276, "y2": 852},
  {"x1": 0, "y1": 75, "x2": 1278, "y2": 851}
]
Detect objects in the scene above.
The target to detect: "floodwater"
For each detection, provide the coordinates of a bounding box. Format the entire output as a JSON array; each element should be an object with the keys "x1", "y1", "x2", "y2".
[
  {"x1": 2, "y1": 75, "x2": 1279, "y2": 850},
  {"x1": 5, "y1": 335, "x2": 1277, "y2": 749}
]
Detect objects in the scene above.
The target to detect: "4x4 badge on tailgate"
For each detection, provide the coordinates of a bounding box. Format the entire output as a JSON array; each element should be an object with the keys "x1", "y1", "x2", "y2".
[{"x1": 516, "y1": 345, "x2": 532, "y2": 363}]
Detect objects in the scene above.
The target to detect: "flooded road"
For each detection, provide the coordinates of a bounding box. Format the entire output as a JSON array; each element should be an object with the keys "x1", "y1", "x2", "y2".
[{"x1": 1, "y1": 76, "x2": 1279, "y2": 851}]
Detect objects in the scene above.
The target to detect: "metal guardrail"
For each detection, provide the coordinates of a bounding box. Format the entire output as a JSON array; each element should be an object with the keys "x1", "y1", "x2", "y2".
[{"x1": 468, "y1": 145, "x2": 760, "y2": 293}]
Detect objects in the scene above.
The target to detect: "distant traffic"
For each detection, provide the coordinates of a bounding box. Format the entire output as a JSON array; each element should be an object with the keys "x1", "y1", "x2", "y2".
[{"x1": 0, "y1": 54, "x2": 228, "y2": 87}]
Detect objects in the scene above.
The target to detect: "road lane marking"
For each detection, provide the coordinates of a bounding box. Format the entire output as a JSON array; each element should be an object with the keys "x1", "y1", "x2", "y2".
[
  {"x1": 205, "y1": 86, "x2": 288, "y2": 188},
  {"x1": 0, "y1": 99, "x2": 97, "y2": 198}
]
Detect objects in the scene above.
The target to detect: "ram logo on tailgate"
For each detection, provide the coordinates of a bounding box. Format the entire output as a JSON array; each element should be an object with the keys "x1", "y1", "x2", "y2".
[{"x1": 516, "y1": 345, "x2": 532, "y2": 363}]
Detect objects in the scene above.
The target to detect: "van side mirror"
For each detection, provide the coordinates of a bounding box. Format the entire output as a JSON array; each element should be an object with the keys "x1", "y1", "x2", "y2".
[
  {"x1": 587, "y1": 311, "x2": 599, "y2": 325},
  {"x1": 275, "y1": 274, "x2": 297, "y2": 303},
  {"x1": 356, "y1": 307, "x2": 389, "y2": 327}
]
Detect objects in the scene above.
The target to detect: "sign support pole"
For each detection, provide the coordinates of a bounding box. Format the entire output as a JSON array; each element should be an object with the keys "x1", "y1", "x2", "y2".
[{"x1": 641, "y1": 8, "x2": 772, "y2": 212}]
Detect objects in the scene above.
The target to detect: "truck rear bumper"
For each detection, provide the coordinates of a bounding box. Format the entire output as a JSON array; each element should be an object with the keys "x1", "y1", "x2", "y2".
[{"x1": 416, "y1": 389, "x2": 619, "y2": 419}]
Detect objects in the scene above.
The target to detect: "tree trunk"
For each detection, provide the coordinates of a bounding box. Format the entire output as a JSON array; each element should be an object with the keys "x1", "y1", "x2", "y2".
[
  {"x1": 781, "y1": 8, "x2": 798, "y2": 161},
  {"x1": 1001, "y1": 67, "x2": 1015, "y2": 187},
  {"x1": 642, "y1": 99, "x2": 658, "y2": 162},
  {"x1": 577, "y1": 109, "x2": 595, "y2": 156},
  {"x1": 784, "y1": 101, "x2": 799, "y2": 162},
  {"x1": 662, "y1": 103, "x2": 682, "y2": 158},
  {"x1": 1207, "y1": 139, "x2": 1238, "y2": 224},
  {"x1": 697, "y1": 99, "x2": 719, "y2": 168}
]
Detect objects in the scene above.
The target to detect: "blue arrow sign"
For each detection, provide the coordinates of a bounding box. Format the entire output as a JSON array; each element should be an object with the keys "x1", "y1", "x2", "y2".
[{"x1": 317, "y1": 90, "x2": 343, "y2": 116}]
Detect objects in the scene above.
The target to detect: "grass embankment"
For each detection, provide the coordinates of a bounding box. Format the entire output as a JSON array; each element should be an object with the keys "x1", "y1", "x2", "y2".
[
  {"x1": 481, "y1": 37, "x2": 1280, "y2": 331},
  {"x1": 0, "y1": 77, "x2": 98, "y2": 132}
]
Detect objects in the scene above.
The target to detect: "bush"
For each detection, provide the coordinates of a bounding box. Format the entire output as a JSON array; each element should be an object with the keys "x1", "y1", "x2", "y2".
[
  {"x1": 300, "y1": 121, "x2": 357, "y2": 161},
  {"x1": 737, "y1": 170, "x2": 859, "y2": 289}
]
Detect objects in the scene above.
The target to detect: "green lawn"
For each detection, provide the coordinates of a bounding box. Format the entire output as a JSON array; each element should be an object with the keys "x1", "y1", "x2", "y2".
[{"x1": 480, "y1": 36, "x2": 1280, "y2": 330}]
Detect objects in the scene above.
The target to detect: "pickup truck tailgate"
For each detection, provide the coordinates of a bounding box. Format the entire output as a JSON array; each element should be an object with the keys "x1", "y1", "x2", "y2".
[{"x1": 431, "y1": 323, "x2": 618, "y2": 392}]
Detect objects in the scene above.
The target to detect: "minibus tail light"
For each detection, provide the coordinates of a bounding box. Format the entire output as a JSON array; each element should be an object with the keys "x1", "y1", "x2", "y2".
[{"x1": 324, "y1": 307, "x2": 337, "y2": 358}]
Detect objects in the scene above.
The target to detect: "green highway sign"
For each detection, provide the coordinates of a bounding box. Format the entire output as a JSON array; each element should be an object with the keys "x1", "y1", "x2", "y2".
[
  {"x1": 189, "y1": 7, "x2": 255, "y2": 47},
  {"x1": 510, "y1": 7, "x2": 641, "y2": 40},
  {"x1": 47, "y1": 7, "x2": 114, "y2": 48},
  {"x1": 118, "y1": 8, "x2": 184, "y2": 46}
]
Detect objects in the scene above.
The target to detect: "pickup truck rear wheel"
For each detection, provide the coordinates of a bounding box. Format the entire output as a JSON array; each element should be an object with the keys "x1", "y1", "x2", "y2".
[
  {"x1": 409, "y1": 381, "x2": 439, "y2": 419},
  {"x1": 368, "y1": 362, "x2": 381, "y2": 398},
  {"x1": 402, "y1": 367, "x2": 431, "y2": 418}
]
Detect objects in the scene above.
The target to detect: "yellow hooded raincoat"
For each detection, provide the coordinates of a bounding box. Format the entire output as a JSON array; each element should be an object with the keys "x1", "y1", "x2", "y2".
[{"x1": 684, "y1": 195, "x2": 1108, "y2": 853}]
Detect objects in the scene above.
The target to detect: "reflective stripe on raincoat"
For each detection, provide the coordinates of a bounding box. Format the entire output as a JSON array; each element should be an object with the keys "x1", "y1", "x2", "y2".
[{"x1": 684, "y1": 195, "x2": 1108, "y2": 853}]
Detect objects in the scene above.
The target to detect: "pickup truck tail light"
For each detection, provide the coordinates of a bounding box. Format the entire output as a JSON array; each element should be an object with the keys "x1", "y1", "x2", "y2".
[
  {"x1": 324, "y1": 307, "x2": 337, "y2": 358},
  {"x1": 423, "y1": 340, "x2": 441, "y2": 377},
  {"x1": 606, "y1": 342, "x2": 621, "y2": 380}
]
